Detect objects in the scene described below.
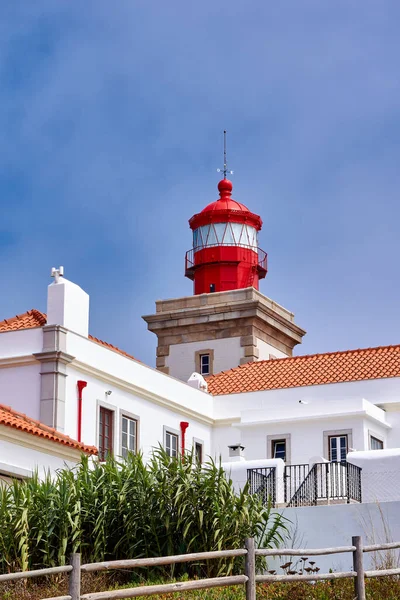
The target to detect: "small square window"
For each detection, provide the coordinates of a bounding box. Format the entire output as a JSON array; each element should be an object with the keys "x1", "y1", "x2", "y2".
[
  {"x1": 200, "y1": 354, "x2": 210, "y2": 375},
  {"x1": 370, "y1": 436, "x2": 384, "y2": 450},
  {"x1": 165, "y1": 431, "x2": 179, "y2": 458},
  {"x1": 272, "y1": 440, "x2": 286, "y2": 461},
  {"x1": 195, "y1": 442, "x2": 203, "y2": 463}
]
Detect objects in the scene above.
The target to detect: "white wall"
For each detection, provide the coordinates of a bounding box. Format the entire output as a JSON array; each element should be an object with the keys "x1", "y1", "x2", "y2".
[
  {"x1": 0, "y1": 328, "x2": 42, "y2": 358},
  {"x1": 257, "y1": 339, "x2": 288, "y2": 359},
  {"x1": 66, "y1": 332, "x2": 213, "y2": 419},
  {"x1": 0, "y1": 364, "x2": 41, "y2": 419},
  {"x1": 0, "y1": 437, "x2": 79, "y2": 479},
  {"x1": 240, "y1": 417, "x2": 368, "y2": 464},
  {"x1": 213, "y1": 395, "x2": 390, "y2": 464},
  {"x1": 167, "y1": 337, "x2": 242, "y2": 381},
  {"x1": 348, "y1": 449, "x2": 400, "y2": 503},
  {"x1": 385, "y1": 410, "x2": 400, "y2": 448},
  {"x1": 273, "y1": 501, "x2": 400, "y2": 573},
  {"x1": 214, "y1": 378, "x2": 400, "y2": 422},
  {"x1": 65, "y1": 363, "x2": 213, "y2": 462}
]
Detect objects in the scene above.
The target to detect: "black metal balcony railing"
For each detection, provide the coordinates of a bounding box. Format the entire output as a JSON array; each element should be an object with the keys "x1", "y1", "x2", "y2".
[
  {"x1": 284, "y1": 464, "x2": 310, "y2": 504},
  {"x1": 287, "y1": 462, "x2": 362, "y2": 508},
  {"x1": 247, "y1": 467, "x2": 276, "y2": 507},
  {"x1": 185, "y1": 245, "x2": 268, "y2": 277},
  {"x1": 247, "y1": 462, "x2": 362, "y2": 508}
]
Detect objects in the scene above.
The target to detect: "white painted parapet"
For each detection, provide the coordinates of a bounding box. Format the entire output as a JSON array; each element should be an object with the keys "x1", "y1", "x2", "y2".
[
  {"x1": 222, "y1": 458, "x2": 285, "y2": 505},
  {"x1": 347, "y1": 448, "x2": 400, "y2": 503},
  {"x1": 47, "y1": 268, "x2": 89, "y2": 337}
]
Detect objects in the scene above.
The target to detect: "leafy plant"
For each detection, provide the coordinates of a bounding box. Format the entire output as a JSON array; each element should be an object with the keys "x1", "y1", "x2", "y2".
[{"x1": 0, "y1": 449, "x2": 287, "y2": 577}]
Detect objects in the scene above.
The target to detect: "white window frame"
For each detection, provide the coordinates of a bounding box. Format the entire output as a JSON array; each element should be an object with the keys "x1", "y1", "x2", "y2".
[
  {"x1": 369, "y1": 430, "x2": 384, "y2": 450},
  {"x1": 323, "y1": 429, "x2": 353, "y2": 462},
  {"x1": 267, "y1": 433, "x2": 291, "y2": 464},
  {"x1": 200, "y1": 354, "x2": 210, "y2": 375},
  {"x1": 163, "y1": 426, "x2": 180, "y2": 458},
  {"x1": 193, "y1": 437, "x2": 204, "y2": 464},
  {"x1": 119, "y1": 410, "x2": 140, "y2": 458},
  {"x1": 195, "y1": 349, "x2": 214, "y2": 376}
]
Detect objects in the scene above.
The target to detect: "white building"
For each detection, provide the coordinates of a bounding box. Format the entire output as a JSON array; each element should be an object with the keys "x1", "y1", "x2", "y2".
[{"x1": 0, "y1": 177, "x2": 399, "y2": 513}]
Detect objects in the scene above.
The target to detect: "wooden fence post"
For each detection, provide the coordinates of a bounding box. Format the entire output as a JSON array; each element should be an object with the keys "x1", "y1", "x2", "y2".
[
  {"x1": 69, "y1": 553, "x2": 81, "y2": 600},
  {"x1": 352, "y1": 536, "x2": 366, "y2": 600},
  {"x1": 244, "y1": 538, "x2": 256, "y2": 600}
]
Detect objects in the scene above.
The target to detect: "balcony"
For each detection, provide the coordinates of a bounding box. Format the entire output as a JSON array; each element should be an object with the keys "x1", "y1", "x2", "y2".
[
  {"x1": 185, "y1": 245, "x2": 268, "y2": 280},
  {"x1": 247, "y1": 462, "x2": 362, "y2": 508}
]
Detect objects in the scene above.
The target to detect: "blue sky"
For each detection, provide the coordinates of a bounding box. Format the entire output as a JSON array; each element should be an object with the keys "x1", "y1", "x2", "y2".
[{"x1": 1, "y1": 2, "x2": 400, "y2": 366}]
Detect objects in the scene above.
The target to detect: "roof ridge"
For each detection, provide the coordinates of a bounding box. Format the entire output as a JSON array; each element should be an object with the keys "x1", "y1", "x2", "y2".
[{"x1": 208, "y1": 343, "x2": 400, "y2": 380}]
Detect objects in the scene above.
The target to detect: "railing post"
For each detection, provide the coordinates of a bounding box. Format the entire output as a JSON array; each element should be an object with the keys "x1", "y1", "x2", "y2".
[
  {"x1": 69, "y1": 553, "x2": 81, "y2": 600},
  {"x1": 244, "y1": 537, "x2": 256, "y2": 600},
  {"x1": 313, "y1": 465, "x2": 318, "y2": 505},
  {"x1": 352, "y1": 536, "x2": 366, "y2": 600}
]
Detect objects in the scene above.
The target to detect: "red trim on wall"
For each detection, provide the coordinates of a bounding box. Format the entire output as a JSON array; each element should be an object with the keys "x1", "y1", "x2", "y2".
[
  {"x1": 77, "y1": 380, "x2": 87, "y2": 442},
  {"x1": 180, "y1": 421, "x2": 189, "y2": 456}
]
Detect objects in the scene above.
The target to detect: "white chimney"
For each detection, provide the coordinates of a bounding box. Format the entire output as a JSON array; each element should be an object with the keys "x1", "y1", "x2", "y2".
[
  {"x1": 187, "y1": 372, "x2": 208, "y2": 392},
  {"x1": 228, "y1": 444, "x2": 245, "y2": 462},
  {"x1": 47, "y1": 267, "x2": 89, "y2": 337}
]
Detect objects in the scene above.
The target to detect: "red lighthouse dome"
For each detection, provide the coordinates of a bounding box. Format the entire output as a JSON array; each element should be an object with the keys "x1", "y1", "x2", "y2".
[{"x1": 185, "y1": 178, "x2": 268, "y2": 295}]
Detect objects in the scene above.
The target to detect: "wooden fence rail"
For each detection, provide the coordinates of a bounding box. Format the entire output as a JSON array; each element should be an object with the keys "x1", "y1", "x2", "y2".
[{"x1": 1, "y1": 535, "x2": 399, "y2": 600}]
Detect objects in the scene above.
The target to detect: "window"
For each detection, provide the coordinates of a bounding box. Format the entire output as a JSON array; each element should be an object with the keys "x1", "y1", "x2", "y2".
[
  {"x1": 200, "y1": 354, "x2": 210, "y2": 375},
  {"x1": 195, "y1": 441, "x2": 203, "y2": 463},
  {"x1": 370, "y1": 436, "x2": 384, "y2": 450},
  {"x1": 272, "y1": 439, "x2": 286, "y2": 461},
  {"x1": 195, "y1": 350, "x2": 214, "y2": 376},
  {"x1": 329, "y1": 435, "x2": 347, "y2": 462},
  {"x1": 267, "y1": 434, "x2": 291, "y2": 463},
  {"x1": 99, "y1": 407, "x2": 114, "y2": 461},
  {"x1": 165, "y1": 431, "x2": 179, "y2": 458},
  {"x1": 121, "y1": 415, "x2": 137, "y2": 458},
  {"x1": 323, "y1": 429, "x2": 352, "y2": 463}
]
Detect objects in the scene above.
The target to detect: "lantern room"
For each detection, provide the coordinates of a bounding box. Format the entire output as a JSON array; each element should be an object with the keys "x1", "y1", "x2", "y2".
[{"x1": 185, "y1": 178, "x2": 267, "y2": 295}]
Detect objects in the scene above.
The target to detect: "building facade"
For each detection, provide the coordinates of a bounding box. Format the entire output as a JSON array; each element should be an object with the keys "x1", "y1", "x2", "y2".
[{"x1": 0, "y1": 175, "x2": 399, "y2": 508}]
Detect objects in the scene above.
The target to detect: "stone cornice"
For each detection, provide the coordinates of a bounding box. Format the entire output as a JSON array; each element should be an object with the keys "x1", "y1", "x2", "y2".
[
  {"x1": 0, "y1": 355, "x2": 39, "y2": 369},
  {"x1": 143, "y1": 289, "x2": 306, "y2": 344},
  {"x1": 33, "y1": 351, "x2": 76, "y2": 365}
]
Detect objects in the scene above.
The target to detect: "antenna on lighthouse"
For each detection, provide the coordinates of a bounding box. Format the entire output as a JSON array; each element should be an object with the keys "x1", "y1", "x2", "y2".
[{"x1": 217, "y1": 130, "x2": 234, "y2": 179}]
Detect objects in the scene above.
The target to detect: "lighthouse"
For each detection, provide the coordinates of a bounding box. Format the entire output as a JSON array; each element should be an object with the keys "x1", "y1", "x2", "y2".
[
  {"x1": 185, "y1": 177, "x2": 267, "y2": 294},
  {"x1": 143, "y1": 134, "x2": 306, "y2": 381}
]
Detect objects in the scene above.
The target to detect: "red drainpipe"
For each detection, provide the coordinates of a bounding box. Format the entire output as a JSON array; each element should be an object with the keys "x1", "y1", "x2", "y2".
[
  {"x1": 77, "y1": 381, "x2": 87, "y2": 442},
  {"x1": 180, "y1": 421, "x2": 189, "y2": 456}
]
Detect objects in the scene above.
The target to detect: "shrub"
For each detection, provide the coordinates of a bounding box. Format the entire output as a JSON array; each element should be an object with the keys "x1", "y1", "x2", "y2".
[{"x1": 0, "y1": 449, "x2": 286, "y2": 577}]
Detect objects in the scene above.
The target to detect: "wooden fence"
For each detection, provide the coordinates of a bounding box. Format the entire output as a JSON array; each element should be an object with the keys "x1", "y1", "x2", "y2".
[{"x1": 1, "y1": 536, "x2": 400, "y2": 600}]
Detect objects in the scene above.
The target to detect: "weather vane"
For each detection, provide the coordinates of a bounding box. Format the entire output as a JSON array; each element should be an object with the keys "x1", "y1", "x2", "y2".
[{"x1": 217, "y1": 130, "x2": 234, "y2": 179}]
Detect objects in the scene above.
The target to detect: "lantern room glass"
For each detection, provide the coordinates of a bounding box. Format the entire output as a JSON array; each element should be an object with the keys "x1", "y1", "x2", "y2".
[{"x1": 193, "y1": 223, "x2": 258, "y2": 251}]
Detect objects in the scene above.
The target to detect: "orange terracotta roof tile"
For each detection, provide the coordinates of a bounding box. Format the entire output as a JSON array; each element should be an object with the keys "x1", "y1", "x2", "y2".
[
  {"x1": 0, "y1": 404, "x2": 97, "y2": 454},
  {"x1": 0, "y1": 309, "x2": 47, "y2": 332},
  {"x1": 207, "y1": 345, "x2": 400, "y2": 395},
  {"x1": 0, "y1": 310, "x2": 139, "y2": 362}
]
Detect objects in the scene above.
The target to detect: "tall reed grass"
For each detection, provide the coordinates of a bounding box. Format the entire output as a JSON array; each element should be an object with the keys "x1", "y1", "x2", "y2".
[{"x1": 0, "y1": 449, "x2": 286, "y2": 577}]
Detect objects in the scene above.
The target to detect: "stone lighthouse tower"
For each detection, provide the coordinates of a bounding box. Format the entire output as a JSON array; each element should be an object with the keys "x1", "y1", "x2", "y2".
[{"x1": 143, "y1": 136, "x2": 306, "y2": 381}]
